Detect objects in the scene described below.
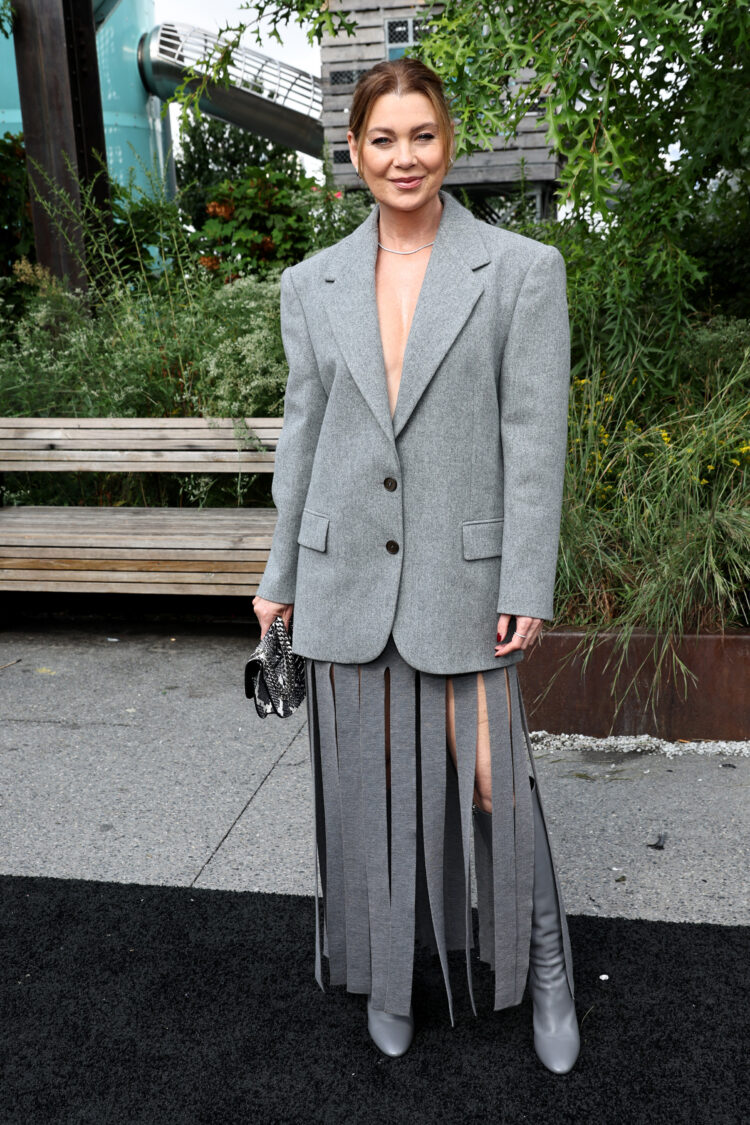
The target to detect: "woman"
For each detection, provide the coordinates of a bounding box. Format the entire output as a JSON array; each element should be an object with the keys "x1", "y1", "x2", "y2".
[{"x1": 253, "y1": 57, "x2": 580, "y2": 1073}]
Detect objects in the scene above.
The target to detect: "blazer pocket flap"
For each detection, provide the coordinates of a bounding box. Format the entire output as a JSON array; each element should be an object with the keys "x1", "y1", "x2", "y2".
[
  {"x1": 462, "y1": 517, "x2": 504, "y2": 560},
  {"x1": 297, "y1": 508, "x2": 329, "y2": 552}
]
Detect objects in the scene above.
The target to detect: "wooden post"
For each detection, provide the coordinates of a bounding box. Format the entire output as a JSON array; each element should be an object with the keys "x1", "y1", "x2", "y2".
[{"x1": 12, "y1": 0, "x2": 110, "y2": 290}]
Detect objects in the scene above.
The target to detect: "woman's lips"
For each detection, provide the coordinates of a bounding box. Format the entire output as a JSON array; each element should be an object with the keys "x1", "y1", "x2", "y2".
[{"x1": 391, "y1": 177, "x2": 423, "y2": 188}]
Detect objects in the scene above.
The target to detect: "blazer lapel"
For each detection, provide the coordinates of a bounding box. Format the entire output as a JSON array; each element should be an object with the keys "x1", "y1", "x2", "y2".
[{"x1": 323, "y1": 189, "x2": 491, "y2": 444}]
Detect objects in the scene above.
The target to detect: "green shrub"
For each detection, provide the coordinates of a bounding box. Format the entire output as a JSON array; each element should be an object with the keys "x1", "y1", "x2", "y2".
[
  {"x1": 189, "y1": 148, "x2": 372, "y2": 281},
  {"x1": 675, "y1": 315, "x2": 750, "y2": 400}
]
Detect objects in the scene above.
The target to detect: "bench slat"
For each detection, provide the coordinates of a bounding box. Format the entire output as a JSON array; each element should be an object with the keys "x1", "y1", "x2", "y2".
[
  {"x1": 0, "y1": 557, "x2": 267, "y2": 573},
  {"x1": 0, "y1": 420, "x2": 283, "y2": 429},
  {"x1": 0, "y1": 464, "x2": 276, "y2": 473},
  {"x1": 2, "y1": 538, "x2": 271, "y2": 550},
  {"x1": 0, "y1": 506, "x2": 277, "y2": 551},
  {"x1": 0, "y1": 466, "x2": 275, "y2": 475},
  {"x1": 1, "y1": 535, "x2": 273, "y2": 549},
  {"x1": 0, "y1": 505, "x2": 275, "y2": 517},
  {"x1": 1, "y1": 546, "x2": 271, "y2": 561},
  {"x1": 0, "y1": 579, "x2": 259, "y2": 594},
  {"x1": 0, "y1": 417, "x2": 283, "y2": 428},
  {"x1": 0, "y1": 450, "x2": 276, "y2": 460},
  {"x1": 0, "y1": 506, "x2": 276, "y2": 523},
  {"x1": 0, "y1": 567, "x2": 262, "y2": 583},
  {"x1": 0, "y1": 438, "x2": 280, "y2": 450},
  {"x1": 0, "y1": 453, "x2": 276, "y2": 472}
]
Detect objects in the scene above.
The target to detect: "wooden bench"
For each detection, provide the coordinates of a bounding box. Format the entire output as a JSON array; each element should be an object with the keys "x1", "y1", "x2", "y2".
[{"x1": 0, "y1": 417, "x2": 283, "y2": 596}]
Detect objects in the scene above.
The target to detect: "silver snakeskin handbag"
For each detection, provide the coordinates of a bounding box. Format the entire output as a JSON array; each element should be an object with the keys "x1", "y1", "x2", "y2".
[{"x1": 244, "y1": 615, "x2": 306, "y2": 718}]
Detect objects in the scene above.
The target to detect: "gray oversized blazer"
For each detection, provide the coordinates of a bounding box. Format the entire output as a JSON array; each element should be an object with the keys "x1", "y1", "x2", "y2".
[{"x1": 255, "y1": 187, "x2": 571, "y2": 675}]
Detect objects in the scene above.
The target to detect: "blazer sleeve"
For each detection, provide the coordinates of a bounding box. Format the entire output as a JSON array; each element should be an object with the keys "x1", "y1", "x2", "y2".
[
  {"x1": 255, "y1": 266, "x2": 328, "y2": 605},
  {"x1": 496, "y1": 244, "x2": 571, "y2": 621}
]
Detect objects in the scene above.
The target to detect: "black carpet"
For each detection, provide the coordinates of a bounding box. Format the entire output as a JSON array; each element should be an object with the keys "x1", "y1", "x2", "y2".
[{"x1": 1, "y1": 875, "x2": 747, "y2": 1125}]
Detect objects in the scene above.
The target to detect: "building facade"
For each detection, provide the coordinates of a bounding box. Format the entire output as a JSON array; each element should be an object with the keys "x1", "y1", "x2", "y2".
[{"x1": 320, "y1": 1, "x2": 561, "y2": 219}]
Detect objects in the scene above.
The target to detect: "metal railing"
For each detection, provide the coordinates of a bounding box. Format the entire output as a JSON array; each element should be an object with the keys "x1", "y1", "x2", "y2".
[{"x1": 138, "y1": 23, "x2": 324, "y2": 158}]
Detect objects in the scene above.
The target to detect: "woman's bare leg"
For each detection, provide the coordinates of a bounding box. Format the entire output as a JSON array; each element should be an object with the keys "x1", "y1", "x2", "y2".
[{"x1": 446, "y1": 671, "x2": 515, "y2": 812}]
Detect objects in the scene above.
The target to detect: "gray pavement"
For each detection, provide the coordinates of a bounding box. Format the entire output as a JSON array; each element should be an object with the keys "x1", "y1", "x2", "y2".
[{"x1": 1, "y1": 622, "x2": 747, "y2": 927}]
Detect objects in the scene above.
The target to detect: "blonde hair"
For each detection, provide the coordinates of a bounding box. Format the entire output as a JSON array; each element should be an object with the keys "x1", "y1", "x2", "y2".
[{"x1": 348, "y1": 57, "x2": 456, "y2": 179}]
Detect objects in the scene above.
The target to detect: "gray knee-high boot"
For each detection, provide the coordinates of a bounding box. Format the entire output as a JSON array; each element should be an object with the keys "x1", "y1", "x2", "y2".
[
  {"x1": 473, "y1": 780, "x2": 580, "y2": 1074},
  {"x1": 528, "y1": 776, "x2": 580, "y2": 1074}
]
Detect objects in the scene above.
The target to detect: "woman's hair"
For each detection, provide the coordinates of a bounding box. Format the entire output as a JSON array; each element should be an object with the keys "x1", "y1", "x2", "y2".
[{"x1": 348, "y1": 57, "x2": 456, "y2": 179}]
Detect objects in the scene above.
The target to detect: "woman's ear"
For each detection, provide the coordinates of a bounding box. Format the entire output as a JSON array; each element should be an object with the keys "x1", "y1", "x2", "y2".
[{"x1": 346, "y1": 130, "x2": 359, "y2": 178}]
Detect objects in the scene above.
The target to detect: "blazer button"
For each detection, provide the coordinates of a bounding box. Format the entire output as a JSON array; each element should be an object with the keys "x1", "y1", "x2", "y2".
[
  {"x1": 383, "y1": 477, "x2": 397, "y2": 491},
  {"x1": 386, "y1": 539, "x2": 400, "y2": 554}
]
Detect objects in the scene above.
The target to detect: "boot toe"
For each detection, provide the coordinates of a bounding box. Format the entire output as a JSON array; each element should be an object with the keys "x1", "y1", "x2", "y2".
[
  {"x1": 533, "y1": 1019, "x2": 580, "y2": 1073},
  {"x1": 367, "y1": 997, "x2": 415, "y2": 1057}
]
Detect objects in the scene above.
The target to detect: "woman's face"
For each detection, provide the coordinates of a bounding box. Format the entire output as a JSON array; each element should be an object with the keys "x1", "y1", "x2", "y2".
[{"x1": 348, "y1": 91, "x2": 449, "y2": 210}]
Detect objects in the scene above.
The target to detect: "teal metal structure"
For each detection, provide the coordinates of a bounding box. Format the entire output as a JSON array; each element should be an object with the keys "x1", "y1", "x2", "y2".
[
  {"x1": 0, "y1": 0, "x2": 174, "y2": 196},
  {"x1": 0, "y1": 1, "x2": 324, "y2": 200}
]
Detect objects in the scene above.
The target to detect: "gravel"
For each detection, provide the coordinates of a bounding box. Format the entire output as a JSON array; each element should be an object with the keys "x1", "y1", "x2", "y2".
[{"x1": 528, "y1": 730, "x2": 750, "y2": 759}]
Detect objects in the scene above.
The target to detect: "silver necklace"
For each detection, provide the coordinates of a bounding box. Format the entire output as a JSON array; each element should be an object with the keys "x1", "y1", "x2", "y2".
[
  {"x1": 377, "y1": 196, "x2": 442, "y2": 254},
  {"x1": 377, "y1": 239, "x2": 435, "y2": 255}
]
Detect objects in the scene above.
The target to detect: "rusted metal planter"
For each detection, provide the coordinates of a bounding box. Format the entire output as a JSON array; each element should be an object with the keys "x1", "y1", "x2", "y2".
[{"x1": 518, "y1": 629, "x2": 749, "y2": 740}]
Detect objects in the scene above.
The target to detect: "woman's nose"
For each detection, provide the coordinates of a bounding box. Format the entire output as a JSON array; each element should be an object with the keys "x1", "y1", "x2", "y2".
[{"x1": 393, "y1": 144, "x2": 418, "y2": 165}]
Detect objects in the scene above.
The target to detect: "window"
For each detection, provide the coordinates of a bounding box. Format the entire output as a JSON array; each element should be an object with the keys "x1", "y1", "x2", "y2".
[
  {"x1": 329, "y1": 67, "x2": 371, "y2": 87},
  {"x1": 385, "y1": 17, "x2": 430, "y2": 60}
]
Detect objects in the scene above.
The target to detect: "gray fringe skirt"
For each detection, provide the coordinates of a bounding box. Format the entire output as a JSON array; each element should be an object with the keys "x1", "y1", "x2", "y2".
[{"x1": 303, "y1": 631, "x2": 574, "y2": 1025}]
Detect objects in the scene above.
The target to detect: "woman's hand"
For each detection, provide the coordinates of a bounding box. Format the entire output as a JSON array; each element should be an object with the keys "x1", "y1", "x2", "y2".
[
  {"x1": 495, "y1": 613, "x2": 543, "y2": 657},
  {"x1": 252, "y1": 595, "x2": 294, "y2": 640}
]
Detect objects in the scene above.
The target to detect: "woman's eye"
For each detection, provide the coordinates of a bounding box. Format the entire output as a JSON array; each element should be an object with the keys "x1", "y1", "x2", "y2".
[{"x1": 371, "y1": 133, "x2": 436, "y2": 144}]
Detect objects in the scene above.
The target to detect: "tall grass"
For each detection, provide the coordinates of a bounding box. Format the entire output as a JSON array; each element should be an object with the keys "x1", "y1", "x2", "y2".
[
  {"x1": 550, "y1": 349, "x2": 749, "y2": 725},
  {"x1": 502, "y1": 194, "x2": 750, "y2": 722}
]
